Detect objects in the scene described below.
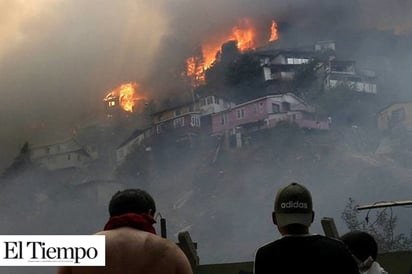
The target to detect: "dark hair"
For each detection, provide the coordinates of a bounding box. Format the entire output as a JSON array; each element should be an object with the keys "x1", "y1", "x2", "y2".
[
  {"x1": 341, "y1": 231, "x2": 378, "y2": 261},
  {"x1": 108, "y1": 189, "x2": 156, "y2": 217}
]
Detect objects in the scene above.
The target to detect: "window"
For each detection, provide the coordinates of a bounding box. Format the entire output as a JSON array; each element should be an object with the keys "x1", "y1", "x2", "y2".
[
  {"x1": 175, "y1": 109, "x2": 181, "y2": 116},
  {"x1": 391, "y1": 108, "x2": 405, "y2": 123},
  {"x1": 259, "y1": 102, "x2": 264, "y2": 113},
  {"x1": 206, "y1": 96, "x2": 214, "y2": 105},
  {"x1": 221, "y1": 112, "x2": 227, "y2": 125},
  {"x1": 281, "y1": 102, "x2": 291, "y2": 111},
  {"x1": 287, "y1": 57, "x2": 309, "y2": 65},
  {"x1": 67, "y1": 154, "x2": 71, "y2": 160},
  {"x1": 191, "y1": 116, "x2": 200, "y2": 127},
  {"x1": 108, "y1": 101, "x2": 116, "y2": 107},
  {"x1": 173, "y1": 117, "x2": 185, "y2": 128},
  {"x1": 236, "y1": 108, "x2": 245, "y2": 120},
  {"x1": 272, "y1": 104, "x2": 280, "y2": 113},
  {"x1": 253, "y1": 103, "x2": 258, "y2": 114},
  {"x1": 156, "y1": 124, "x2": 163, "y2": 134}
]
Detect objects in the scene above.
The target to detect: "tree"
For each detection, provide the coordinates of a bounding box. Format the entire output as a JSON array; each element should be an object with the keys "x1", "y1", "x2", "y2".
[
  {"x1": 205, "y1": 40, "x2": 240, "y2": 88},
  {"x1": 225, "y1": 51, "x2": 261, "y2": 86},
  {"x1": 341, "y1": 198, "x2": 412, "y2": 252}
]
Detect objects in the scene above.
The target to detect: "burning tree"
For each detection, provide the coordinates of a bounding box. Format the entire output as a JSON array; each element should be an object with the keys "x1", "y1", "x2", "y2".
[{"x1": 184, "y1": 18, "x2": 278, "y2": 88}]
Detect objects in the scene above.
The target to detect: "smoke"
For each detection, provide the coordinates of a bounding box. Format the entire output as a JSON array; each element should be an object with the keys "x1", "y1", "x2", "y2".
[{"x1": 0, "y1": 0, "x2": 168, "y2": 169}]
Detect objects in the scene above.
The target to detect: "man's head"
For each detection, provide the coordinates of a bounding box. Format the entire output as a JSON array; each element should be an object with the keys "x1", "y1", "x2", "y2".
[
  {"x1": 273, "y1": 182, "x2": 314, "y2": 229},
  {"x1": 109, "y1": 189, "x2": 156, "y2": 217},
  {"x1": 341, "y1": 231, "x2": 378, "y2": 261}
]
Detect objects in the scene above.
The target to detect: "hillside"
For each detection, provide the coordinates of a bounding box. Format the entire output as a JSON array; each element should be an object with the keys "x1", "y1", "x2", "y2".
[
  {"x1": 113, "y1": 124, "x2": 412, "y2": 263},
  {"x1": 2, "y1": 32, "x2": 412, "y2": 269},
  {"x1": 1, "y1": 122, "x2": 412, "y2": 269}
]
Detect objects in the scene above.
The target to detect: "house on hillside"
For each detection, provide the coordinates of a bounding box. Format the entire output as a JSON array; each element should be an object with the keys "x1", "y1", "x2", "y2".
[
  {"x1": 257, "y1": 49, "x2": 317, "y2": 82},
  {"x1": 116, "y1": 127, "x2": 152, "y2": 165},
  {"x1": 151, "y1": 102, "x2": 202, "y2": 144},
  {"x1": 150, "y1": 95, "x2": 234, "y2": 137},
  {"x1": 198, "y1": 95, "x2": 233, "y2": 116},
  {"x1": 30, "y1": 138, "x2": 98, "y2": 171},
  {"x1": 197, "y1": 95, "x2": 234, "y2": 133},
  {"x1": 377, "y1": 102, "x2": 412, "y2": 132},
  {"x1": 325, "y1": 60, "x2": 377, "y2": 94},
  {"x1": 211, "y1": 93, "x2": 330, "y2": 137},
  {"x1": 314, "y1": 40, "x2": 336, "y2": 52}
]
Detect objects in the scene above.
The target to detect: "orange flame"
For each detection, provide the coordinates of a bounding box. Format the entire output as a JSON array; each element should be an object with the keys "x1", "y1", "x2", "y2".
[
  {"x1": 186, "y1": 56, "x2": 205, "y2": 86},
  {"x1": 231, "y1": 18, "x2": 256, "y2": 51},
  {"x1": 104, "y1": 82, "x2": 145, "y2": 113},
  {"x1": 269, "y1": 20, "x2": 278, "y2": 42},
  {"x1": 185, "y1": 19, "x2": 280, "y2": 87},
  {"x1": 185, "y1": 18, "x2": 258, "y2": 87},
  {"x1": 203, "y1": 18, "x2": 257, "y2": 69}
]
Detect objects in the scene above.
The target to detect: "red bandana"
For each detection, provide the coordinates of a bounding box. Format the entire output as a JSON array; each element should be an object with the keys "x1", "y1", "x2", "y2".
[{"x1": 104, "y1": 213, "x2": 157, "y2": 234}]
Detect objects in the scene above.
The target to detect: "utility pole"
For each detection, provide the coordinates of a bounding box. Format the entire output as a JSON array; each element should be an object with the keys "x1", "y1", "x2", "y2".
[{"x1": 356, "y1": 200, "x2": 412, "y2": 211}]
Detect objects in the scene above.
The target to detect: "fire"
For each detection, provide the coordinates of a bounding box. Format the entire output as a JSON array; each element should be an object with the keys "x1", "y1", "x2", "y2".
[
  {"x1": 203, "y1": 18, "x2": 257, "y2": 69},
  {"x1": 186, "y1": 56, "x2": 205, "y2": 87},
  {"x1": 185, "y1": 19, "x2": 279, "y2": 87},
  {"x1": 185, "y1": 18, "x2": 258, "y2": 87},
  {"x1": 231, "y1": 18, "x2": 256, "y2": 51},
  {"x1": 103, "y1": 82, "x2": 145, "y2": 113},
  {"x1": 269, "y1": 20, "x2": 278, "y2": 42}
]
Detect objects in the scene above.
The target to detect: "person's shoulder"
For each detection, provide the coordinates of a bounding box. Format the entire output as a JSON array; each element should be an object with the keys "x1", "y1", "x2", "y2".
[
  {"x1": 313, "y1": 234, "x2": 347, "y2": 246},
  {"x1": 256, "y1": 239, "x2": 282, "y2": 255},
  {"x1": 310, "y1": 234, "x2": 351, "y2": 248},
  {"x1": 95, "y1": 228, "x2": 177, "y2": 252},
  {"x1": 98, "y1": 229, "x2": 190, "y2": 264}
]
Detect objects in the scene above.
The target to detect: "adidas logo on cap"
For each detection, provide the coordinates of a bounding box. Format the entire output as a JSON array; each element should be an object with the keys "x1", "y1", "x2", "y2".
[{"x1": 280, "y1": 200, "x2": 308, "y2": 209}]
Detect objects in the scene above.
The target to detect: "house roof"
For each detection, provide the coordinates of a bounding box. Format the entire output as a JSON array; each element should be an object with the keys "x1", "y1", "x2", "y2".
[
  {"x1": 329, "y1": 72, "x2": 361, "y2": 81},
  {"x1": 264, "y1": 64, "x2": 304, "y2": 71},
  {"x1": 117, "y1": 128, "x2": 146, "y2": 149},
  {"x1": 212, "y1": 92, "x2": 308, "y2": 115},
  {"x1": 377, "y1": 101, "x2": 412, "y2": 114},
  {"x1": 329, "y1": 71, "x2": 377, "y2": 83},
  {"x1": 256, "y1": 48, "x2": 316, "y2": 59},
  {"x1": 330, "y1": 59, "x2": 356, "y2": 65},
  {"x1": 30, "y1": 137, "x2": 76, "y2": 150},
  {"x1": 150, "y1": 100, "x2": 195, "y2": 116},
  {"x1": 31, "y1": 147, "x2": 92, "y2": 160},
  {"x1": 153, "y1": 111, "x2": 201, "y2": 125},
  {"x1": 151, "y1": 95, "x2": 234, "y2": 117},
  {"x1": 315, "y1": 40, "x2": 336, "y2": 44}
]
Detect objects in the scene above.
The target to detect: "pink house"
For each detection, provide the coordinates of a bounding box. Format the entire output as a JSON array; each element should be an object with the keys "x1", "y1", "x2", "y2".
[{"x1": 211, "y1": 93, "x2": 330, "y2": 136}]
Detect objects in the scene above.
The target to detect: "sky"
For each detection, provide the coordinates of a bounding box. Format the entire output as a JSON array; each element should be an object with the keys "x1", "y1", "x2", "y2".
[{"x1": 1, "y1": 0, "x2": 412, "y2": 170}]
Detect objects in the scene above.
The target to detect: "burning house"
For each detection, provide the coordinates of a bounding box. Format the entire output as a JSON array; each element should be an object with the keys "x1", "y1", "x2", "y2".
[
  {"x1": 185, "y1": 18, "x2": 279, "y2": 88},
  {"x1": 103, "y1": 82, "x2": 147, "y2": 120}
]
